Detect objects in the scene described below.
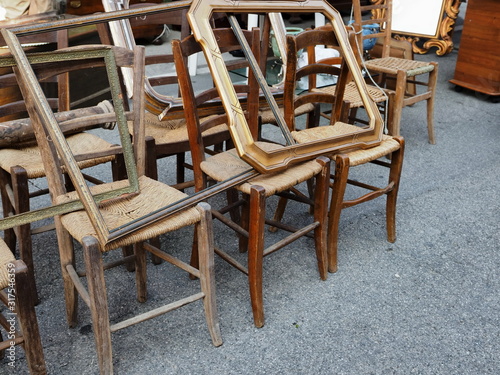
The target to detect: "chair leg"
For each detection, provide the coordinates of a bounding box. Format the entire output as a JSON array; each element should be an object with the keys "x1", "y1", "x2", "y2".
[
  {"x1": 385, "y1": 90, "x2": 396, "y2": 137},
  {"x1": 239, "y1": 194, "x2": 250, "y2": 254},
  {"x1": 82, "y1": 236, "x2": 113, "y2": 375},
  {"x1": 426, "y1": 64, "x2": 438, "y2": 145},
  {"x1": 226, "y1": 187, "x2": 241, "y2": 224},
  {"x1": 0, "y1": 169, "x2": 16, "y2": 251},
  {"x1": 327, "y1": 154, "x2": 350, "y2": 273},
  {"x1": 313, "y1": 157, "x2": 330, "y2": 280},
  {"x1": 143, "y1": 138, "x2": 163, "y2": 265},
  {"x1": 386, "y1": 137, "x2": 405, "y2": 243},
  {"x1": 196, "y1": 202, "x2": 223, "y2": 346},
  {"x1": 391, "y1": 70, "x2": 407, "y2": 139},
  {"x1": 11, "y1": 166, "x2": 38, "y2": 304},
  {"x1": 176, "y1": 152, "x2": 186, "y2": 187},
  {"x1": 111, "y1": 155, "x2": 138, "y2": 271},
  {"x1": 268, "y1": 196, "x2": 288, "y2": 233},
  {"x1": 14, "y1": 260, "x2": 47, "y2": 375},
  {"x1": 134, "y1": 242, "x2": 147, "y2": 303},
  {"x1": 247, "y1": 186, "x2": 266, "y2": 328}
]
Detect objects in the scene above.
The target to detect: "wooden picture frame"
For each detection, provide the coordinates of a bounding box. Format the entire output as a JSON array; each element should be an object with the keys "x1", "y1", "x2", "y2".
[
  {"x1": 0, "y1": 30, "x2": 139, "y2": 244},
  {"x1": 187, "y1": 0, "x2": 384, "y2": 173}
]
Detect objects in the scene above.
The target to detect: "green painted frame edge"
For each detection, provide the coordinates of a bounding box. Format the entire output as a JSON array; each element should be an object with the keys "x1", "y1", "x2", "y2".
[{"x1": 0, "y1": 30, "x2": 139, "y2": 244}]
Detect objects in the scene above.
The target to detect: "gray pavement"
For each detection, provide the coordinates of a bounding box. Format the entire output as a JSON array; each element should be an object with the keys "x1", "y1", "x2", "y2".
[{"x1": 3, "y1": 4, "x2": 500, "y2": 374}]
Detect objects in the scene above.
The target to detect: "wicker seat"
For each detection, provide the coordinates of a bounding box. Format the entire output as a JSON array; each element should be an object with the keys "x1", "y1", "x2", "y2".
[
  {"x1": 284, "y1": 27, "x2": 405, "y2": 273},
  {"x1": 174, "y1": 29, "x2": 330, "y2": 328},
  {"x1": 351, "y1": 0, "x2": 438, "y2": 144},
  {"x1": 8, "y1": 44, "x2": 222, "y2": 374},
  {"x1": 0, "y1": 238, "x2": 46, "y2": 374}
]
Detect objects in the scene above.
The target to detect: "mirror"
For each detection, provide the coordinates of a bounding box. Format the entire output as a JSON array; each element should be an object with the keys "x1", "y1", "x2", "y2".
[{"x1": 377, "y1": 0, "x2": 463, "y2": 55}]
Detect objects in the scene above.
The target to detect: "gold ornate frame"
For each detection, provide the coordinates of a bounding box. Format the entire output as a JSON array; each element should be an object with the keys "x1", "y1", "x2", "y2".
[
  {"x1": 188, "y1": 0, "x2": 383, "y2": 173},
  {"x1": 372, "y1": 0, "x2": 462, "y2": 55}
]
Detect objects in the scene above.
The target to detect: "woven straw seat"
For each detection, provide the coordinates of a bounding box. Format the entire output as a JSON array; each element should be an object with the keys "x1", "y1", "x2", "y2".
[
  {"x1": 0, "y1": 237, "x2": 15, "y2": 289},
  {"x1": 55, "y1": 175, "x2": 200, "y2": 251},
  {"x1": 292, "y1": 122, "x2": 400, "y2": 166},
  {"x1": 201, "y1": 141, "x2": 323, "y2": 196},
  {"x1": 314, "y1": 81, "x2": 388, "y2": 107},
  {"x1": 258, "y1": 103, "x2": 315, "y2": 125},
  {"x1": 365, "y1": 56, "x2": 435, "y2": 77},
  {"x1": 140, "y1": 110, "x2": 228, "y2": 145},
  {"x1": 0, "y1": 132, "x2": 116, "y2": 179}
]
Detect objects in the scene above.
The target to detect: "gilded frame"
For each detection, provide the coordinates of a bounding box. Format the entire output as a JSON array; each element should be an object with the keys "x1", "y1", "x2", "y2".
[{"x1": 187, "y1": 0, "x2": 384, "y2": 173}]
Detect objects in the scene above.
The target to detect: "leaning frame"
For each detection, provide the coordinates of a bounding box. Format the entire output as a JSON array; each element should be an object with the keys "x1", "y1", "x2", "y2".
[
  {"x1": 187, "y1": 0, "x2": 384, "y2": 173},
  {"x1": 0, "y1": 29, "x2": 140, "y2": 244}
]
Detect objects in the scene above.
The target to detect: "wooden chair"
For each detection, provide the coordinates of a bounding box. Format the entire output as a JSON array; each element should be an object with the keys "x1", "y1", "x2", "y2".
[
  {"x1": 351, "y1": 0, "x2": 438, "y2": 144},
  {"x1": 6, "y1": 43, "x2": 222, "y2": 374},
  {"x1": 284, "y1": 28, "x2": 405, "y2": 273},
  {"x1": 173, "y1": 28, "x2": 331, "y2": 328},
  {"x1": 0, "y1": 238, "x2": 46, "y2": 374},
  {"x1": 298, "y1": 24, "x2": 395, "y2": 133},
  {"x1": 0, "y1": 29, "x2": 126, "y2": 302}
]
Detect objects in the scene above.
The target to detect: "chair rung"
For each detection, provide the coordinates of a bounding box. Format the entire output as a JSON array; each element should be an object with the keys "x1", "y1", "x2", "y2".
[
  {"x1": 67, "y1": 264, "x2": 91, "y2": 307},
  {"x1": 404, "y1": 92, "x2": 432, "y2": 106},
  {"x1": 143, "y1": 242, "x2": 201, "y2": 279},
  {"x1": 31, "y1": 222, "x2": 55, "y2": 235},
  {"x1": 211, "y1": 209, "x2": 248, "y2": 238},
  {"x1": 76, "y1": 255, "x2": 136, "y2": 277},
  {"x1": 343, "y1": 181, "x2": 395, "y2": 208},
  {"x1": 214, "y1": 246, "x2": 248, "y2": 275},
  {"x1": 263, "y1": 222, "x2": 319, "y2": 257},
  {"x1": 110, "y1": 292, "x2": 205, "y2": 332}
]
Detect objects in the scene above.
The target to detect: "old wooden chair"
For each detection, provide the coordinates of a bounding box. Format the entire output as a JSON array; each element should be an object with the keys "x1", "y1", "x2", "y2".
[
  {"x1": 3, "y1": 41, "x2": 222, "y2": 374},
  {"x1": 297, "y1": 24, "x2": 395, "y2": 133},
  {"x1": 351, "y1": 0, "x2": 438, "y2": 143},
  {"x1": 174, "y1": 28, "x2": 330, "y2": 328},
  {"x1": 284, "y1": 28, "x2": 405, "y2": 273},
  {"x1": 0, "y1": 238, "x2": 46, "y2": 375}
]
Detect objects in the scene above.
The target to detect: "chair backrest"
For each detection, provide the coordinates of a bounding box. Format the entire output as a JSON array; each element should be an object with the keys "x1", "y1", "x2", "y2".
[
  {"x1": 283, "y1": 25, "x2": 351, "y2": 130},
  {"x1": 0, "y1": 23, "x2": 69, "y2": 123},
  {"x1": 351, "y1": 0, "x2": 393, "y2": 58},
  {"x1": 173, "y1": 27, "x2": 261, "y2": 191},
  {"x1": 0, "y1": 39, "x2": 146, "y2": 244}
]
